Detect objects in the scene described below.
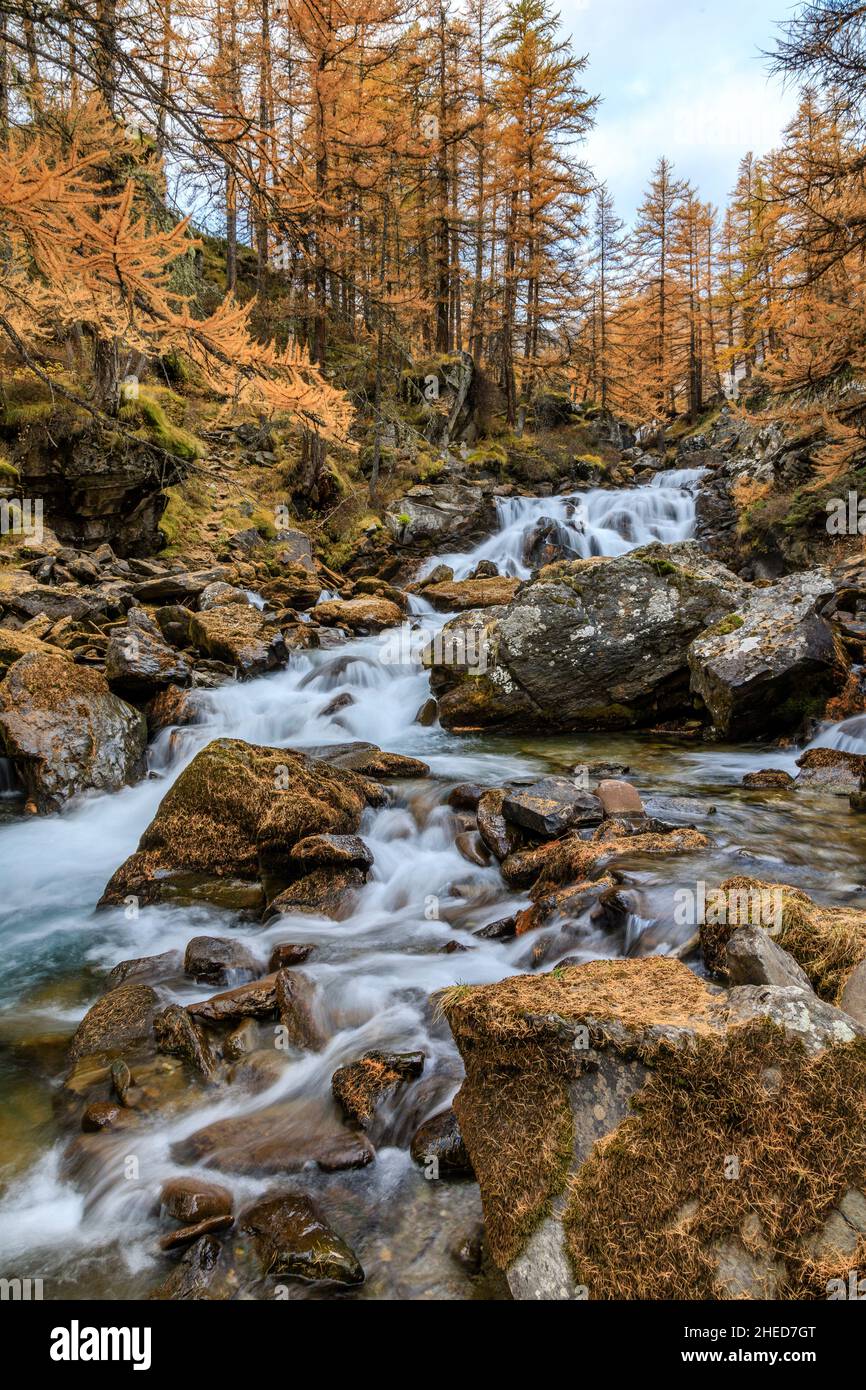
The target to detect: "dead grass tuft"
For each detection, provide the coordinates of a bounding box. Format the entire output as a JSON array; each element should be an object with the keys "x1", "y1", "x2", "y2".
[
  {"x1": 701, "y1": 876, "x2": 866, "y2": 1002},
  {"x1": 564, "y1": 1022, "x2": 866, "y2": 1300}
]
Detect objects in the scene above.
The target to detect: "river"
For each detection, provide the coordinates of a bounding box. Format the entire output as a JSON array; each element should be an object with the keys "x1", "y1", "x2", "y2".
[{"x1": 0, "y1": 467, "x2": 863, "y2": 1299}]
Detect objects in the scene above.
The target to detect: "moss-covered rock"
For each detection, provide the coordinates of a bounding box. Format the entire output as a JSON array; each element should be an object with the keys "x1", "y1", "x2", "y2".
[
  {"x1": 426, "y1": 542, "x2": 745, "y2": 733},
  {"x1": 0, "y1": 651, "x2": 147, "y2": 810},
  {"x1": 98, "y1": 738, "x2": 386, "y2": 908},
  {"x1": 443, "y1": 957, "x2": 866, "y2": 1299}
]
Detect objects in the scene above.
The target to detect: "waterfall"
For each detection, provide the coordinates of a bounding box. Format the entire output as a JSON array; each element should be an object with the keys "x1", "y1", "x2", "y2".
[{"x1": 421, "y1": 467, "x2": 707, "y2": 579}]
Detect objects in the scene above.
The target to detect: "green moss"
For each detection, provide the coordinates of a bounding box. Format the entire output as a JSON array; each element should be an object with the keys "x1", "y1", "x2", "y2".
[
  {"x1": 703, "y1": 613, "x2": 745, "y2": 637},
  {"x1": 123, "y1": 392, "x2": 203, "y2": 461},
  {"x1": 0, "y1": 458, "x2": 20, "y2": 484},
  {"x1": 158, "y1": 477, "x2": 210, "y2": 553}
]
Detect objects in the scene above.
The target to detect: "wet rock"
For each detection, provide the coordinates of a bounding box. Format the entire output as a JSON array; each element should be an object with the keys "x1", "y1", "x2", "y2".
[
  {"x1": 447, "y1": 783, "x2": 484, "y2": 811},
  {"x1": 0, "y1": 652, "x2": 147, "y2": 810},
  {"x1": 502, "y1": 778, "x2": 602, "y2": 839},
  {"x1": 153, "y1": 1004, "x2": 219, "y2": 1080},
  {"x1": 189, "y1": 605, "x2": 287, "y2": 677},
  {"x1": 106, "y1": 950, "x2": 182, "y2": 989},
  {"x1": 414, "y1": 697, "x2": 439, "y2": 726},
  {"x1": 104, "y1": 625, "x2": 191, "y2": 700},
  {"x1": 742, "y1": 769, "x2": 795, "y2": 789},
  {"x1": 82, "y1": 1102, "x2": 122, "y2": 1132},
  {"x1": 222, "y1": 1019, "x2": 261, "y2": 1060},
  {"x1": 313, "y1": 596, "x2": 403, "y2": 633},
  {"x1": 306, "y1": 740, "x2": 427, "y2": 781},
  {"x1": 174, "y1": 1100, "x2": 375, "y2": 1174},
  {"x1": 725, "y1": 927, "x2": 813, "y2": 991},
  {"x1": 266, "y1": 866, "x2": 365, "y2": 920},
  {"x1": 289, "y1": 833, "x2": 373, "y2": 874},
  {"x1": 689, "y1": 571, "x2": 844, "y2": 739},
  {"x1": 183, "y1": 936, "x2": 260, "y2": 986},
  {"x1": 68, "y1": 984, "x2": 159, "y2": 1063},
  {"x1": 161, "y1": 1177, "x2": 233, "y2": 1223},
  {"x1": 240, "y1": 1192, "x2": 364, "y2": 1285},
  {"x1": 331, "y1": 1049, "x2": 425, "y2": 1129},
  {"x1": 422, "y1": 577, "x2": 520, "y2": 612},
  {"x1": 110, "y1": 1058, "x2": 134, "y2": 1105},
  {"x1": 455, "y1": 830, "x2": 490, "y2": 867},
  {"x1": 99, "y1": 739, "x2": 380, "y2": 908},
  {"x1": 148, "y1": 1234, "x2": 224, "y2": 1301},
  {"x1": 428, "y1": 541, "x2": 745, "y2": 732},
  {"x1": 275, "y1": 969, "x2": 326, "y2": 1051},
  {"x1": 473, "y1": 915, "x2": 517, "y2": 941},
  {"x1": 476, "y1": 788, "x2": 523, "y2": 860},
  {"x1": 268, "y1": 942, "x2": 316, "y2": 971},
  {"x1": 159, "y1": 1215, "x2": 234, "y2": 1251},
  {"x1": 187, "y1": 975, "x2": 279, "y2": 1024},
  {"x1": 595, "y1": 779, "x2": 644, "y2": 818},
  {"x1": 795, "y1": 747, "x2": 866, "y2": 793},
  {"x1": 410, "y1": 1108, "x2": 473, "y2": 1175}
]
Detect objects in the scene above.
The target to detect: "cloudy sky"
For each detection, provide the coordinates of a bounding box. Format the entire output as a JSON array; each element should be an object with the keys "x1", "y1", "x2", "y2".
[{"x1": 560, "y1": 0, "x2": 801, "y2": 221}]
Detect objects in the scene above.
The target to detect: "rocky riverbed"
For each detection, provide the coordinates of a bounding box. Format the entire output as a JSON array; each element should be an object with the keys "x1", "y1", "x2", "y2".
[{"x1": 2, "y1": 431, "x2": 866, "y2": 1301}]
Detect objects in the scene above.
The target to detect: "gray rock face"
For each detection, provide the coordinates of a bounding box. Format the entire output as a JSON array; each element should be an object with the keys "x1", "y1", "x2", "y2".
[
  {"x1": 688, "y1": 570, "x2": 843, "y2": 738},
  {"x1": 104, "y1": 625, "x2": 191, "y2": 699},
  {"x1": 0, "y1": 651, "x2": 147, "y2": 809},
  {"x1": 722, "y1": 983, "x2": 865, "y2": 1055},
  {"x1": 839, "y1": 959, "x2": 866, "y2": 1029},
  {"x1": 428, "y1": 542, "x2": 745, "y2": 732},
  {"x1": 725, "y1": 927, "x2": 813, "y2": 991},
  {"x1": 386, "y1": 480, "x2": 494, "y2": 548},
  {"x1": 502, "y1": 778, "x2": 602, "y2": 838}
]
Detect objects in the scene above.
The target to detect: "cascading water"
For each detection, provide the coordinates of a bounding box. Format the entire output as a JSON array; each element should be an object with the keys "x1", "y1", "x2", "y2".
[
  {"x1": 421, "y1": 466, "x2": 707, "y2": 579},
  {"x1": 0, "y1": 464, "x2": 862, "y2": 1299}
]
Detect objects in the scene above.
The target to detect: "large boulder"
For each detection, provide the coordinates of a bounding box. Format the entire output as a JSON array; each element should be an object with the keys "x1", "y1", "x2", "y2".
[
  {"x1": 385, "y1": 480, "x2": 494, "y2": 549},
  {"x1": 442, "y1": 957, "x2": 866, "y2": 1300},
  {"x1": 425, "y1": 542, "x2": 745, "y2": 732},
  {"x1": 0, "y1": 651, "x2": 147, "y2": 809},
  {"x1": 188, "y1": 605, "x2": 287, "y2": 677},
  {"x1": 99, "y1": 738, "x2": 386, "y2": 909},
  {"x1": 313, "y1": 596, "x2": 403, "y2": 633},
  {"x1": 688, "y1": 571, "x2": 845, "y2": 739}
]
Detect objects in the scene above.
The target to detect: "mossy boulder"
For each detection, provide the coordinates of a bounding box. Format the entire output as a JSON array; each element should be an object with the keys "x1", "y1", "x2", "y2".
[
  {"x1": 189, "y1": 604, "x2": 287, "y2": 677},
  {"x1": 99, "y1": 738, "x2": 387, "y2": 909},
  {"x1": 0, "y1": 651, "x2": 147, "y2": 810},
  {"x1": 426, "y1": 542, "x2": 745, "y2": 733},
  {"x1": 443, "y1": 956, "x2": 866, "y2": 1299}
]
